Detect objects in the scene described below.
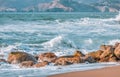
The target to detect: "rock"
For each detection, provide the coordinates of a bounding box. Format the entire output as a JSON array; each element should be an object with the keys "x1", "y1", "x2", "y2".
[
  {"x1": 100, "y1": 45, "x2": 114, "y2": 59},
  {"x1": 87, "y1": 50, "x2": 103, "y2": 62},
  {"x1": 84, "y1": 56, "x2": 96, "y2": 63},
  {"x1": 99, "y1": 54, "x2": 117, "y2": 62},
  {"x1": 0, "y1": 59, "x2": 7, "y2": 63},
  {"x1": 54, "y1": 51, "x2": 85, "y2": 65},
  {"x1": 54, "y1": 56, "x2": 82, "y2": 65},
  {"x1": 99, "y1": 45, "x2": 117, "y2": 62},
  {"x1": 100, "y1": 45, "x2": 114, "y2": 52},
  {"x1": 7, "y1": 51, "x2": 37, "y2": 64},
  {"x1": 108, "y1": 56, "x2": 117, "y2": 62},
  {"x1": 0, "y1": 54, "x2": 4, "y2": 59},
  {"x1": 114, "y1": 42, "x2": 120, "y2": 48},
  {"x1": 20, "y1": 61, "x2": 35, "y2": 68},
  {"x1": 114, "y1": 43, "x2": 120, "y2": 59},
  {"x1": 33, "y1": 61, "x2": 49, "y2": 68},
  {"x1": 73, "y1": 50, "x2": 85, "y2": 57},
  {"x1": 38, "y1": 52, "x2": 57, "y2": 63}
]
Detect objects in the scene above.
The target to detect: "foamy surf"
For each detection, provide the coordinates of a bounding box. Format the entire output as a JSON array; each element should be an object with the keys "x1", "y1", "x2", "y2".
[{"x1": 115, "y1": 12, "x2": 120, "y2": 22}]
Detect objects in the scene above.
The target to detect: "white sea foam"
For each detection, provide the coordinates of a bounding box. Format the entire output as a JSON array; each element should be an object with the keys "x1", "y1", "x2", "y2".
[
  {"x1": 115, "y1": 12, "x2": 120, "y2": 21},
  {"x1": 41, "y1": 35, "x2": 77, "y2": 49},
  {"x1": 41, "y1": 36, "x2": 63, "y2": 48},
  {"x1": 108, "y1": 39, "x2": 120, "y2": 45},
  {"x1": 0, "y1": 45, "x2": 17, "y2": 53},
  {"x1": 84, "y1": 38, "x2": 93, "y2": 45}
]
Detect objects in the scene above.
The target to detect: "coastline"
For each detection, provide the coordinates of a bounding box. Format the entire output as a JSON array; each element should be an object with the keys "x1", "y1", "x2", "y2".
[{"x1": 48, "y1": 65, "x2": 120, "y2": 77}]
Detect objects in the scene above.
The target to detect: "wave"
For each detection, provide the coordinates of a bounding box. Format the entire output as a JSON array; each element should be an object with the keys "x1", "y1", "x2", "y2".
[
  {"x1": 108, "y1": 39, "x2": 120, "y2": 45},
  {"x1": 41, "y1": 35, "x2": 77, "y2": 49}
]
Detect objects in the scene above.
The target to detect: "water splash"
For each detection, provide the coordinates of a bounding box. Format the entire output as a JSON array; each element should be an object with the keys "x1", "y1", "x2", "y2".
[{"x1": 115, "y1": 11, "x2": 120, "y2": 22}]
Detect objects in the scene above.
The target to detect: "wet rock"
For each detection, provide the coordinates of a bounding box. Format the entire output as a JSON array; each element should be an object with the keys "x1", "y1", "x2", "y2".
[
  {"x1": 20, "y1": 61, "x2": 35, "y2": 68},
  {"x1": 0, "y1": 59, "x2": 7, "y2": 63},
  {"x1": 100, "y1": 45, "x2": 114, "y2": 52},
  {"x1": 99, "y1": 54, "x2": 117, "y2": 62},
  {"x1": 33, "y1": 61, "x2": 49, "y2": 68},
  {"x1": 100, "y1": 45, "x2": 114, "y2": 59},
  {"x1": 114, "y1": 42, "x2": 120, "y2": 48},
  {"x1": 87, "y1": 50, "x2": 103, "y2": 62},
  {"x1": 84, "y1": 56, "x2": 96, "y2": 63},
  {"x1": 7, "y1": 51, "x2": 37, "y2": 64},
  {"x1": 73, "y1": 50, "x2": 85, "y2": 57},
  {"x1": 54, "y1": 56, "x2": 82, "y2": 65},
  {"x1": 98, "y1": 44, "x2": 117, "y2": 62},
  {"x1": 38, "y1": 52, "x2": 57, "y2": 63},
  {"x1": 114, "y1": 43, "x2": 120, "y2": 59},
  {"x1": 54, "y1": 51, "x2": 85, "y2": 65}
]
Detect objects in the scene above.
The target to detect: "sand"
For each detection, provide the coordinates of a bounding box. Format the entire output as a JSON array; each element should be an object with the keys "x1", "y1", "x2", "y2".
[{"x1": 49, "y1": 65, "x2": 120, "y2": 77}]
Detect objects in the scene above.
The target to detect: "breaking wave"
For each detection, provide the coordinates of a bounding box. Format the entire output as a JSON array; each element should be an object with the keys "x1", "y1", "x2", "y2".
[{"x1": 41, "y1": 35, "x2": 77, "y2": 51}]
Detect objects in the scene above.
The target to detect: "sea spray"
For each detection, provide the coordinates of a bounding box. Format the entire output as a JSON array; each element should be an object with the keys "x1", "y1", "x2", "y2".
[{"x1": 115, "y1": 11, "x2": 120, "y2": 22}]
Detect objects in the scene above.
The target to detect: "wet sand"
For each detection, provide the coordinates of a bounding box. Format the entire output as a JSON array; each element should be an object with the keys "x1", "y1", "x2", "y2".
[{"x1": 49, "y1": 65, "x2": 120, "y2": 77}]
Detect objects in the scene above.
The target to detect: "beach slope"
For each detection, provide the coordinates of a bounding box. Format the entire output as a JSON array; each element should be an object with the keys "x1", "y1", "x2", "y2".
[{"x1": 49, "y1": 65, "x2": 120, "y2": 77}]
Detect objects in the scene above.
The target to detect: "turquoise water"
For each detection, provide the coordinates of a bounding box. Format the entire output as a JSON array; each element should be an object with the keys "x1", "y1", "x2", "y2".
[{"x1": 0, "y1": 12, "x2": 120, "y2": 77}]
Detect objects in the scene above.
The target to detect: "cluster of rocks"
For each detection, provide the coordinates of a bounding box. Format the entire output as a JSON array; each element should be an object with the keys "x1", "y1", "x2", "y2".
[{"x1": 1, "y1": 42, "x2": 120, "y2": 68}]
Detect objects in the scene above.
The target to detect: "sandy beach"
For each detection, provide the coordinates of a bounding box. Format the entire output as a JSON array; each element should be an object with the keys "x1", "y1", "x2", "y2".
[{"x1": 49, "y1": 65, "x2": 120, "y2": 77}]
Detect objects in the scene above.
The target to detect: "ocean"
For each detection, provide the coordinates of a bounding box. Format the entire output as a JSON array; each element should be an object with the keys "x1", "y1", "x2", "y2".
[{"x1": 0, "y1": 12, "x2": 120, "y2": 77}]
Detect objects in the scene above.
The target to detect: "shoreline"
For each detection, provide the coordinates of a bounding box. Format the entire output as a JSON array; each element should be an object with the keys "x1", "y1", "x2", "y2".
[{"x1": 48, "y1": 65, "x2": 120, "y2": 77}]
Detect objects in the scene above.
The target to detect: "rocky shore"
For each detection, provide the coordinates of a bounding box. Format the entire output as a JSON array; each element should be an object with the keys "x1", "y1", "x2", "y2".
[{"x1": 1, "y1": 42, "x2": 120, "y2": 68}]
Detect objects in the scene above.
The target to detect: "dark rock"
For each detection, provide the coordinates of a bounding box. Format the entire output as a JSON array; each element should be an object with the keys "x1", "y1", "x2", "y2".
[
  {"x1": 20, "y1": 61, "x2": 35, "y2": 68},
  {"x1": 7, "y1": 51, "x2": 37, "y2": 64},
  {"x1": 87, "y1": 50, "x2": 103, "y2": 62}
]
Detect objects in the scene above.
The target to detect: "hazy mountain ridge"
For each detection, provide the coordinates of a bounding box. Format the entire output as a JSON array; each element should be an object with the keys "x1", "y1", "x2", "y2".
[{"x1": 0, "y1": 0, "x2": 119, "y2": 12}]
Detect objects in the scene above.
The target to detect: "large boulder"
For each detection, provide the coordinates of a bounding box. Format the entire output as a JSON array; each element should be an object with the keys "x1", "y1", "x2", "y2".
[
  {"x1": 33, "y1": 61, "x2": 49, "y2": 68},
  {"x1": 54, "y1": 51, "x2": 85, "y2": 65},
  {"x1": 100, "y1": 45, "x2": 114, "y2": 59},
  {"x1": 38, "y1": 52, "x2": 57, "y2": 63},
  {"x1": 54, "y1": 56, "x2": 82, "y2": 65},
  {"x1": 114, "y1": 43, "x2": 120, "y2": 59},
  {"x1": 99, "y1": 54, "x2": 117, "y2": 62},
  {"x1": 99, "y1": 45, "x2": 117, "y2": 62},
  {"x1": 7, "y1": 52, "x2": 37, "y2": 64},
  {"x1": 87, "y1": 50, "x2": 103, "y2": 62},
  {"x1": 20, "y1": 61, "x2": 35, "y2": 68}
]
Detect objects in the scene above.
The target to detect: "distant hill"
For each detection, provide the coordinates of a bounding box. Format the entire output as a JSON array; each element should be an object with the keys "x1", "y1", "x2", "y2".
[{"x1": 0, "y1": 0, "x2": 119, "y2": 12}]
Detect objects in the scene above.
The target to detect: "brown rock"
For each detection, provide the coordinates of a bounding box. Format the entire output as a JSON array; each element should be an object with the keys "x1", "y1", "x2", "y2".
[
  {"x1": 54, "y1": 56, "x2": 83, "y2": 66},
  {"x1": 99, "y1": 54, "x2": 117, "y2": 62},
  {"x1": 84, "y1": 56, "x2": 96, "y2": 63},
  {"x1": 100, "y1": 45, "x2": 114, "y2": 52},
  {"x1": 33, "y1": 61, "x2": 49, "y2": 68},
  {"x1": 20, "y1": 61, "x2": 35, "y2": 68},
  {"x1": 7, "y1": 51, "x2": 37, "y2": 64},
  {"x1": 74, "y1": 50, "x2": 85, "y2": 57},
  {"x1": 38, "y1": 52, "x2": 57, "y2": 63},
  {"x1": 114, "y1": 42, "x2": 120, "y2": 48},
  {"x1": 114, "y1": 43, "x2": 120, "y2": 59},
  {"x1": 54, "y1": 51, "x2": 85, "y2": 65},
  {"x1": 87, "y1": 50, "x2": 103, "y2": 62},
  {"x1": 100, "y1": 45, "x2": 114, "y2": 59}
]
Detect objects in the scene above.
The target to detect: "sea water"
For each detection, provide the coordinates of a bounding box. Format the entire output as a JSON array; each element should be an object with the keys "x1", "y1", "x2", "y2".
[{"x1": 0, "y1": 12, "x2": 120, "y2": 77}]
